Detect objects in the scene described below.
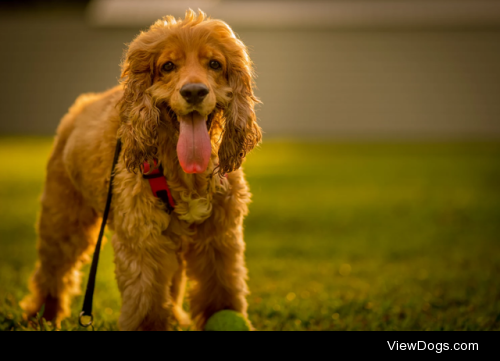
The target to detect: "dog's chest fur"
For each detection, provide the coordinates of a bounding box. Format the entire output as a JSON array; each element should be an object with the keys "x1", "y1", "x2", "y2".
[
  {"x1": 170, "y1": 167, "x2": 231, "y2": 225},
  {"x1": 110, "y1": 155, "x2": 236, "y2": 246}
]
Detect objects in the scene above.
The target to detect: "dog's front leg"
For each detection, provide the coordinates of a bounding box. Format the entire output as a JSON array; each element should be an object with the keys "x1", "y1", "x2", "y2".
[
  {"x1": 184, "y1": 173, "x2": 253, "y2": 330},
  {"x1": 111, "y1": 168, "x2": 179, "y2": 331},
  {"x1": 185, "y1": 221, "x2": 251, "y2": 330},
  {"x1": 112, "y1": 233, "x2": 179, "y2": 331}
]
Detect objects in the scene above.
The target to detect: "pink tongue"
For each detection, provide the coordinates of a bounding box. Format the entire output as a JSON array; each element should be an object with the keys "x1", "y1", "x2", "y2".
[{"x1": 177, "y1": 112, "x2": 211, "y2": 174}]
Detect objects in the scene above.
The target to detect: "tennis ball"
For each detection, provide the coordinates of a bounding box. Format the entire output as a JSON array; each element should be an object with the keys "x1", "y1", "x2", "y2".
[{"x1": 204, "y1": 310, "x2": 252, "y2": 331}]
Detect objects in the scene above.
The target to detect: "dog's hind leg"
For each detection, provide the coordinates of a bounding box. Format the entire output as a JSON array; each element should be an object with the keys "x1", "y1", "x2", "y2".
[{"x1": 20, "y1": 152, "x2": 100, "y2": 326}]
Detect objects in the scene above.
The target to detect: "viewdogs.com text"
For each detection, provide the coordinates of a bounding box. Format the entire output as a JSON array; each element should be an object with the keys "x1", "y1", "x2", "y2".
[{"x1": 388, "y1": 341, "x2": 478, "y2": 353}]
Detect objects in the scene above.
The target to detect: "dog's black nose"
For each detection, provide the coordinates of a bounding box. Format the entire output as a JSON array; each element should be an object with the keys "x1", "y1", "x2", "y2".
[{"x1": 180, "y1": 83, "x2": 209, "y2": 105}]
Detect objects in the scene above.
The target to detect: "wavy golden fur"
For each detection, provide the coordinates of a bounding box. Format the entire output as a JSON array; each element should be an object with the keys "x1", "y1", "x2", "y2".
[{"x1": 21, "y1": 10, "x2": 261, "y2": 331}]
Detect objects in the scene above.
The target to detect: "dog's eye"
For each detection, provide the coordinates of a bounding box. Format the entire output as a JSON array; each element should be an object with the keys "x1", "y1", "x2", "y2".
[
  {"x1": 163, "y1": 62, "x2": 175, "y2": 72},
  {"x1": 209, "y1": 60, "x2": 221, "y2": 70}
]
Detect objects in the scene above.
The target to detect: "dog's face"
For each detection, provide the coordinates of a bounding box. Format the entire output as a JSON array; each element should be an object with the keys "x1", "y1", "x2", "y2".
[
  {"x1": 153, "y1": 35, "x2": 231, "y2": 173},
  {"x1": 118, "y1": 11, "x2": 261, "y2": 175},
  {"x1": 156, "y1": 41, "x2": 226, "y2": 119}
]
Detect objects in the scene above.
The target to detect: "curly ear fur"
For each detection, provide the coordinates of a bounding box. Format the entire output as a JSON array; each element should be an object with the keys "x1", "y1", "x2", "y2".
[
  {"x1": 117, "y1": 34, "x2": 162, "y2": 173},
  {"x1": 218, "y1": 55, "x2": 262, "y2": 175}
]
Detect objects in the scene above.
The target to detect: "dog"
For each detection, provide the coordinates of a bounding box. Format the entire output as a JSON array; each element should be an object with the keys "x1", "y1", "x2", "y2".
[{"x1": 21, "y1": 10, "x2": 261, "y2": 331}]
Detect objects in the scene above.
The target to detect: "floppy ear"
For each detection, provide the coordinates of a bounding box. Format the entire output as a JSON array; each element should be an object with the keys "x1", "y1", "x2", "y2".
[
  {"x1": 218, "y1": 59, "x2": 262, "y2": 175},
  {"x1": 117, "y1": 40, "x2": 160, "y2": 173}
]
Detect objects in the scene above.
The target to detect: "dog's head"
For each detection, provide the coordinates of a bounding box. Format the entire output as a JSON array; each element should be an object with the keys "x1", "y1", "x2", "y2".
[{"x1": 117, "y1": 10, "x2": 261, "y2": 175}]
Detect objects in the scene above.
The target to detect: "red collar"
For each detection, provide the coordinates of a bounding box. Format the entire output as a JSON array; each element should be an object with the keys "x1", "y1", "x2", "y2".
[{"x1": 142, "y1": 160, "x2": 176, "y2": 213}]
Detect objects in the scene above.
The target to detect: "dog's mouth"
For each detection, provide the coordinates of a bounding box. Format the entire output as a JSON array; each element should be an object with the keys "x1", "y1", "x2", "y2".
[
  {"x1": 175, "y1": 111, "x2": 215, "y2": 174},
  {"x1": 166, "y1": 106, "x2": 214, "y2": 132}
]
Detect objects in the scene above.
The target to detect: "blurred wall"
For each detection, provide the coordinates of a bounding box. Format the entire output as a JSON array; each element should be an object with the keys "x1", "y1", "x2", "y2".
[{"x1": 0, "y1": 2, "x2": 500, "y2": 138}]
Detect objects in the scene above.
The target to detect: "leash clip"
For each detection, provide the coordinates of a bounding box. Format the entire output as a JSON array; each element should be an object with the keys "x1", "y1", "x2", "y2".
[{"x1": 79, "y1": 311, "x2": 94, "y2": 328}]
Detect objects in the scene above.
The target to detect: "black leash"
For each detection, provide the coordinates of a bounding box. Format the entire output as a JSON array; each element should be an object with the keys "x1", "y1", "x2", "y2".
[{"x1": 79, "y1": 138, "x2": 122, "y2": 329}]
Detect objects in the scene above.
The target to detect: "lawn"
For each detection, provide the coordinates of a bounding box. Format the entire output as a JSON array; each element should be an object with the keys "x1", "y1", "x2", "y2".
[{"x1": 0, "y1": 137, "x2": 499, "y2": 331}]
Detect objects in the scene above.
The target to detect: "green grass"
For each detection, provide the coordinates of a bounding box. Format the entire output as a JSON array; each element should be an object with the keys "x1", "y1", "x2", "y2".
[{"x1": 1, "y1": 137, "x2": 499, "y2": 331}]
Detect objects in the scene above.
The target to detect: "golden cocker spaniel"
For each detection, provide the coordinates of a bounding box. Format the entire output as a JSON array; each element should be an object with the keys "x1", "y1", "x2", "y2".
[{"x1": 21, "y1": 10, "x2": 261, "y2": 331}]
